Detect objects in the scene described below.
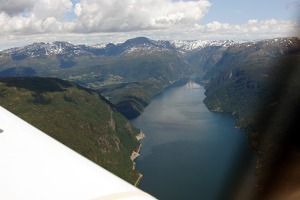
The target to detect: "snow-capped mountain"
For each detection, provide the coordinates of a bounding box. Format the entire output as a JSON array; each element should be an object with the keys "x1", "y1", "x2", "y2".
[
  {"x1": 170, "y1": 40, "x2": 250, "y2": 53},
  {"x1": 0, "y1": 37, "x2": 298, "y2": 60},
  {"x1": 101, "y1": 37, "x2": 175, "y2": 55},
  {"x1": 0, "y1": 41, "x2": 95, "y2": 59},
  {"x1": 0, "y1": 36, "x2": 298, "y2": 94},
  {"x1": 0, "y1": 37, "x2": 177, "y2": 59},
  {"x1": 91, "y1": 43, "x2": 108, "y2": 49}
]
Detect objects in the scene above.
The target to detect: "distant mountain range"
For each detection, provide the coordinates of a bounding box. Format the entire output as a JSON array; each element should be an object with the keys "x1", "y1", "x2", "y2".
[
  {"x1": 0, "y1": 37, "x2": 175, "y2": 58},
  {"x1": 2, "y1": 36, "x2": 298, "y2": 119},
  {"x1": 0, "y1": 37, "x2": 244, "y2": 58}
]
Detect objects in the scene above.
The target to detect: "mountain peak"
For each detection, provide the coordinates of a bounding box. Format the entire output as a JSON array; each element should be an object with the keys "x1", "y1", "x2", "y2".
[{"x1": 123, "y1": 37, "x2": 152, "y2": 46}]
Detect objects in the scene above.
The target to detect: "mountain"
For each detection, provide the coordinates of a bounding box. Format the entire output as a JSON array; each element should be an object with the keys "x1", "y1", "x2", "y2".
[
  {"x1": 1, "y1": 41, "x2": 94, "y2": 58},
  {"x1": 0, "y1": 37, "x2": 298, "y2": 120},
  {"x1": 0, "y1": 37, "x2": 191, "y2": 119},
  {"x1": 0, "y1": 77, "x2": 142, "y2": 184},
  {"x1": 202, "y1": 37, "x2": 300, "y2": 129},
  {"x1": 98, "y1": 37, "x2": 176, "y2": 56},
  {"x1": 170, "y1": 39, "x2": 252, "y2": 79},
  {"x1": 170, "y1": 39, "x2": 245, "y2": 53},
  {"x1": 0, "y1": 37, "x2": 175, "y2": 58},
  {"x1": 202, "y1": 37, "x2": 300, "y2": 133},
  {"x1": 200, "y1": 37, "x2": 300, "y2": 197}
]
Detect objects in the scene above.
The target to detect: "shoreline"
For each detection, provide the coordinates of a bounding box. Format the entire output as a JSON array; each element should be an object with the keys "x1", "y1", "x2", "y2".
[
  {"x1": 130, "y1": 131, "x2": 145, "y2": 163},
  {"x1": 136, "y1": 131, "x2": 145, "y2": 141},
  {"x1": 134, "y1": 173, "x2": 143, "y2": 186},
  {"x1": 131, "y1": 131, "x2": 145, "y2": 185}
]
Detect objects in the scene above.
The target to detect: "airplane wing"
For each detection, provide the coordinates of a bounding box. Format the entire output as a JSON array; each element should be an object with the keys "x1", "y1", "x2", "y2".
[{"x1": 0, "y1": 106, "x2": 156, "y2": 200}]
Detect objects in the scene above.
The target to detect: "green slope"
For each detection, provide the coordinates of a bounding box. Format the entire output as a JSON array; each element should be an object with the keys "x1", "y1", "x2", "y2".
[
  {"x1": 200, "y1": 38, "x2": 300, "y2": 191},
  {"x1": 0, "y1": 49, "x2": 192, "y2": 119},
  {"x1": 0, "y1": 77, "x2": 141, "y2": 184},
  {"x1": 98, "y1": 80, "x2": 164, "y2": 119},
  {"x1": 202, "y1": 37, "x2": 300, "y2": 130}
]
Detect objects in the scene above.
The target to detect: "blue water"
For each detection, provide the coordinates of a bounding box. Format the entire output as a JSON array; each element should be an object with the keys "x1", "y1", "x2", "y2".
[{"x1": 132, "y1": 82, "x2": 254, "y2": 200}]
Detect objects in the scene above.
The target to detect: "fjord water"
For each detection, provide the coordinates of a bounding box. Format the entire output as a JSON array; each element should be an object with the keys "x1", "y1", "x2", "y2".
[{"x1": 132, "y1": 81, "x2": 254, "y2": 200}]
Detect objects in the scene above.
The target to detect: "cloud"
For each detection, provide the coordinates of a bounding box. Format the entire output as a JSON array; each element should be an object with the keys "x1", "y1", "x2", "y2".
[
  {"x1": 0, "y1": 0, "x2": 35, "y2": 15},
  {"x1": 0, "y1": 0, "x2": 297, "y2": 49},
  {"x1": 73, "y1": 0, "x2": 211, "y2": 32},
  {"x1": 206, "y1": 19, "x2": 295, "y2": 33},
  {"x1": 0, "y1": 0, "x2": 211, "y2": 34},
  {"x1": 201, "y1": 19, "x2": 298, "y2": 39},
  {"x1": 206, "y1": 21, "x2": 232, "y2": 32},
  {"x1": 0, "y1": 0, "x2": 74, "y2": 34},
  {"x1": 31, "y1": 0, "x2": 73, "y2": 20},
  {"x1": 248, "y1": 19, "x2": 258, "y2": 25},
  {"x1": 0, "y1": 19, "x2": 297, "y2": 49}
]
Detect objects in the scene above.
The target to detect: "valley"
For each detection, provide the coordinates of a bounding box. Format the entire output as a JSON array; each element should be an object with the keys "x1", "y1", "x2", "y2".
[
  {"x1": 2, "y1": 37, "x2": 298, "y2": 121},
  {"x1": 0, "y1": 36, "x2": 299, "y2": 198}
]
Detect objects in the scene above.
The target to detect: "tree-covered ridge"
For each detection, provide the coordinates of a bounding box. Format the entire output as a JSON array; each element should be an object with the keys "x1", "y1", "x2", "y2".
[
  {"x1": 0, "y1": 77, "x2": 141, "y2": 184},
  {"x1": 200, "y1": 37, "x2": 300, "y2": 197}
]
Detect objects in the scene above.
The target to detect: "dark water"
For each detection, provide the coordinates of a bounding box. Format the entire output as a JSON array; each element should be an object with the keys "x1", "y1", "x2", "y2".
[{"x1": 131, "y1": 82, "x2": 254, "y2": 200}]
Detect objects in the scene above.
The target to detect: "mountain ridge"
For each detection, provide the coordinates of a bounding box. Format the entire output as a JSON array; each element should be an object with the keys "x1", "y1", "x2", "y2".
[
  {"x1": 0, "y1": 36, "x2": 298, "y2": 119},
  {"x1": 1, "y1": 36, "x2": 277, "y2": 58},
  {"x1": 200, "y1": 36, "x2": 300, "y2": 198},
  {"x1": 0, "y1": 77, "x2": 142, "y2": 184},
  {"x1": 0, "y1": 37, "x2": 176, "y2": 58}
]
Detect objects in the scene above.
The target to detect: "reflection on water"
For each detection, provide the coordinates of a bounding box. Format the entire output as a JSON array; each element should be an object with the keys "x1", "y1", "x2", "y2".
[{"x1": 132, "y1": 81, "x2": 255, "y2": 200}]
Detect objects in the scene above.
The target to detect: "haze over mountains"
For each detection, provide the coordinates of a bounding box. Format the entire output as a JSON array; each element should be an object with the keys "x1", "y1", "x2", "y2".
[{"x1": 0, "y1": 36, "x2": 300, "y2": 195}]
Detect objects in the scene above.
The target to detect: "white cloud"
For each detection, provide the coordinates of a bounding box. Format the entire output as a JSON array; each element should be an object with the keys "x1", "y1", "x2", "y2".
[
  {"x1": 206, "y1": 21, "x2": 222, "y2": 31},
  {"x1": 248, "y1": 19, "x2": 258, "y2": 25},
  {"x1": 201, "y1": 19, "x2": 298, "y2": 39},
  {"x1": 0, "y1": 0, "x2": 74, "y2": 34},
  {"x1": 206, "y1": 21, "x2": 232, "y2": 32},
  {"x1": 74, "y1": 3, "x2": 82, "y2": 16},
  {"x1": 262, "y1": 18, "x2": 278, "y2": 26},
  {"x1": 1, "y1": 19, "x2": 297, "y2": 49},
  {"x1": 0, "y1": 0, "x2": 298, "y2": 49},
  {"x1": 31, "y1": 0, "x2": 73, "y2": 20},
  {"x1": 0, "y1": 0, "x2": 211, "y2": 34},
  {"x1": 73, "y1": 0, "x2": 211, "y2": 32}
]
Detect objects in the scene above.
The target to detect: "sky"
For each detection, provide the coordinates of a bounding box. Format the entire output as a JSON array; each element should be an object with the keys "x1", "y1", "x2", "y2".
[{"x1": 0, "y1": 0, "x2": 299, "y2": 49}]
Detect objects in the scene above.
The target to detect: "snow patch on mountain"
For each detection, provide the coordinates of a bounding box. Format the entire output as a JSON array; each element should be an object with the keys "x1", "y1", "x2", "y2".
[
  {"x1": 0, "y1": 37, "x2": 297, "y2": 59},
  {"x1": 123, "y1": 42, "x2": 172, "y2": 55},
  {"x1": 1, "y1": 42, "x2": 93, "y2": 58},
  {"x1": 170, "y1": 40, "x2": 250, "y2": 53},
  {"x1": 91, "y1": 43, "x2": 107, "y2": 49}
]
